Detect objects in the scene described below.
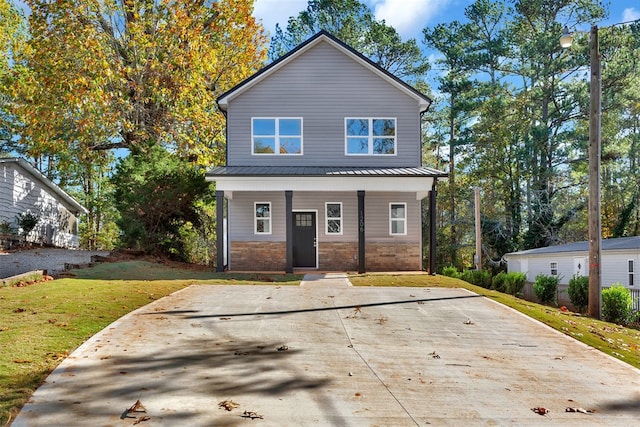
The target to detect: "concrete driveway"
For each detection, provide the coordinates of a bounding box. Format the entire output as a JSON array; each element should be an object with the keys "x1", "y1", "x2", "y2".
[{"x1": 13, "y1": 279, "x2": 640, "y2": 426}]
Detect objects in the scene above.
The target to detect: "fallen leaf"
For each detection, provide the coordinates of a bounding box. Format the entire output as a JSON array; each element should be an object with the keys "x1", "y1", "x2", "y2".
[
  {"x1": 133, "y1": 416, "x2": 151, "y2": 424},
  {"x1": 13, "y1": 308, "x2": 26, "y2": 313},
  {"x1": 241, "y1": 410, "x2": 263, "y2": 419},
  {"x1": 277, "y1": 345, "x2": 289, "y2": 351},
  {"x1": 218, "y1": 399, "x2": 239, "y2": 411},
  {"x1": 532, "y1": 407, "x2": 549, "y2": 415},
  {"x1": 127, "y1": 400, "x2": 147, "y2": 414},
  {"x1": 566, "y1": 407, "x2": 594, "y2": 414}
]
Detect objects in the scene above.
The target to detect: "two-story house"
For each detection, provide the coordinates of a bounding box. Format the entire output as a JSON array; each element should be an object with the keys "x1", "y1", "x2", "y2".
[{"x1": 206, "y1": 31, "x2": 446, "y2": 273}]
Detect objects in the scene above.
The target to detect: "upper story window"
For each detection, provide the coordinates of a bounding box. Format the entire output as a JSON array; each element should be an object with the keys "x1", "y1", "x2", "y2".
[
  {"x1": 389, "y1": 203, "x2": 406, "y2": 235},
  {"x1": 345, "y1": 118, "x2": 396, "y2": 155},
  {"x1": 252, "y1": 118, "x2": 302, "y2": 155}
]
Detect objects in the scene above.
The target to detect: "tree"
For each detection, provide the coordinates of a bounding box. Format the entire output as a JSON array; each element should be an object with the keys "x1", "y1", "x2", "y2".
[
  {"x1": 9, "y1": 0, "x2": 267, "y2": 165},
  {"x1": 270, "y1": 0, "x2": 429, "y2": 83},
  {"x1": 111, "y1": 145, "x2": 214, "y2": 259}
]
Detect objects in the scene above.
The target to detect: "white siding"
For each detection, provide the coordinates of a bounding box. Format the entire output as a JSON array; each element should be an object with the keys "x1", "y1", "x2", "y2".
[{"x1": 0, "y1": 162, "x2": 80, "y2": 248}]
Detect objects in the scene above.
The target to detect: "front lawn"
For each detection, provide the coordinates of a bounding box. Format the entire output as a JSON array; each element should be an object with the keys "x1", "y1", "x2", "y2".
[{"x1": 0, "y1": 261, "x2": 301, "y2": 425}]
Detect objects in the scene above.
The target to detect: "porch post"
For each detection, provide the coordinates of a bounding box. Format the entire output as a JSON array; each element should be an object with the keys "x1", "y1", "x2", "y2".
[
  {"x1": 429, "y1": 182, "x2": 437, "y2": 275},
  {"x1": 216, "y1": 190, "x2": 225, "y2": 272},
  {"x1": 285, "y1": 190, "x2": 293, "y2": 274},
  {"x1": 358, "y1": 190, "x2": 365, "y2": 274}
]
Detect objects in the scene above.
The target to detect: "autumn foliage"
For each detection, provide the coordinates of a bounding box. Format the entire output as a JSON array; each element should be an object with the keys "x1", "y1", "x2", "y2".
[{"x1": 9, "y1": 0, "x2": 267, "y2": 165}]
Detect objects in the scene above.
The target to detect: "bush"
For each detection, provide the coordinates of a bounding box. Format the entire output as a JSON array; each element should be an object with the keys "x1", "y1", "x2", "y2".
[
  {"x1": 460, "y1": 269, "x2": 491, "y2": 288},
  {"x1": 504, "y1": 272, "x2": 526, "y2": 297},
  {"x1": 533, "y1": 274, "x2": 558, "y2": 304},
  {"x1": 491, "y1": 272, "x2": 507, "y2": 293},
  {"x1": 16, "y1": 211, "x2": 39, "y2": 237},
  {"x1": 568, "y1": 275, "x2": 589, "y2": 312},
  {"x1": 441, "y1": 266, "x2": 459, "y2": 278},
  {"x1": 602, "y1": 284, "x2": 633, "y2": 325}
]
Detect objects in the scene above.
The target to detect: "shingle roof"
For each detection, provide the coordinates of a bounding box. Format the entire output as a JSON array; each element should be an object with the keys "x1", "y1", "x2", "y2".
[
  {"x1": 206, "y1": 166, "x2": 448, "y2": 178},
  {"x1": 506, "y1": 236, "x2": 640, "y2": 256}
]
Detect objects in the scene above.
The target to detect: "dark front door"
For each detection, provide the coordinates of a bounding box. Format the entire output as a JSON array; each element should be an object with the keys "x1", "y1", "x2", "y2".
[{"x1": 293, "y1": 212, "x2": 316, "y2": 268}]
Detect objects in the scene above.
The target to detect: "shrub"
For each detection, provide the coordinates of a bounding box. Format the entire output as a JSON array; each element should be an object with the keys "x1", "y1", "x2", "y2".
[
  {"x1": 504, "y1": 272, "x2": 526, "y2": 297},
  {"x1": 491, "y1": 272, "x2": 507, "y2": 293},
  {"x1": 460, "y1": 269, "x2": 491, "y2": 288},
  {"x1": 602, "y1": 284, "x2": 633, "y2": 325},
  {"x1": 441, "y1": 266, "x2": 459, "y2": 278},
  {"x1": 16, "y1": 211, "x2": 39, "y2": 237},
  {"x1": 567, "y1": 275, "x2": 589, "y2": 312},
  {"x1": 533, "y1": 274, "x2": 559, "y2": 304}
]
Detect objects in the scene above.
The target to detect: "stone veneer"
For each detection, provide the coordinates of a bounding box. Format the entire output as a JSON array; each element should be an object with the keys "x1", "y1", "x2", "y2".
[
  {"x1": 230, "y1": 241, "x2": 286, "y2": 271},
  {"x1": 365, "y1": 241, "x2": 422, "y2": 271},
  {"x1": 318, "y1": 242, "x2": 359, "y2": 271}
]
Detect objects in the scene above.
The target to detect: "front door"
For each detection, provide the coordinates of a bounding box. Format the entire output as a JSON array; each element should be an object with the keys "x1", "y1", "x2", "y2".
[{"x1": 293, "y1": 212, "x2": 316, "y2": 268}]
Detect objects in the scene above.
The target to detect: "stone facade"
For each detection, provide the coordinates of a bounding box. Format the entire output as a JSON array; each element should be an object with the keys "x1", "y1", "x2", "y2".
[
  {"x1": 230, "y1": 241, "x2": 286, "y2": 271},
  {"x1": 318, "y1": 242, "x2": 359, "y2": 271},
  {"x1": 365, "y1": 241, "x2": 422, "y2": 271}
]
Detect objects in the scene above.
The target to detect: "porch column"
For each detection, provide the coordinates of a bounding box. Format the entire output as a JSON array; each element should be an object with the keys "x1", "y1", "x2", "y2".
[
  {"x1": 358, "y1": 190, "x2": 365, "y2": 274},
  {"x1": 285, "y1": 190, "x2": 293, "y2": 274},
  {"x1": 216, "y1": 190, "x2": 225, "y2": 272},
  {"x1": 429, "y1": 182, "x2": 437, "y2": 275}
]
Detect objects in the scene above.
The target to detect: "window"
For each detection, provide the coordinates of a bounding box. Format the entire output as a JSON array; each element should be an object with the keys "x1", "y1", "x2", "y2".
[
  {"x1": 389, "y1": 203, "x2": 406, "y2": 235},
  {"x1": 629, "y1": 259, "x2": 634, "y2": 287},
  {"x1": 254, "y1": 202, "x2": 271, "y2": 234},
  {"x1": 550, "y1": 262, "x2": 558, "y2": 276},
  {"x1": 326, "y1": 202, "x2": 342, "y2": 235},
  {"x1": 252, "y1": 118, "x2": 302, "y2": 154},
  {"x1": 345, "y1": 118, "x2": 396, "y2": 155}
]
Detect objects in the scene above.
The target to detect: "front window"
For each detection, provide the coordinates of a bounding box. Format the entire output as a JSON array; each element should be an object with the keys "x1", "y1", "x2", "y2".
[
  {"x1": 326, "y1": 202, "x2": 342, "y2": 235},
  {"x1": 629, "y1": 259, "x2": 634, "y2": 287},
  {"x1": 345, "y1": 118, "x2": 396, "y2": 155},
  {"x1": 550, "y1": 262, "x2": 558, "y2": 276},
  {"x1": 252, "y1": 118, "x2": 302, "y2": 154},
  {"x1": 389, "y1": 203, "x2": 406, "y2": 235},
  {"x1": 255, "y1": 202, "x2": 271, "y2": 234}
]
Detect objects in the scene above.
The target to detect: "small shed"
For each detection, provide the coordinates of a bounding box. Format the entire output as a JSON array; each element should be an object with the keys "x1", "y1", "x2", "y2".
[
  {"x1": 0, "y1": 157, "x2": 87, "y2": 248},
  {"x1": 505, "y1": 236, "x2": 640, "y2": 288}
]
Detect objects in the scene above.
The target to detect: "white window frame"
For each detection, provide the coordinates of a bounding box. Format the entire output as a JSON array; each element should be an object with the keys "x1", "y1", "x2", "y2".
[
  {"x1": 550, "y1": 262, "x2": 558, "y2": 276},
  {"x1": 389, "y1": 202, "x2": 407, "y2": 236},
  {"x1": 325, "y1": 202, "x2": 343, "y2": 235},
  {"x1": 254, "y1": 202, "x2": 272, "y2": 235},
  {"x1": 629, "y1": 259, "x2": 634, "y2": 287},
  {"x1": 252, "y1": 117, "x2": 303, "y2": 155},
  {"x1": 345, "y1": 117, "x2": 397, "y2": 156}
]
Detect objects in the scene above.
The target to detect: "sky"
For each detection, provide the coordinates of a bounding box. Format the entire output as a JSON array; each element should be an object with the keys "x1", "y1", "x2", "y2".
[{"x1": 253, "y1": 0, "x2": 640, "y2": 42}]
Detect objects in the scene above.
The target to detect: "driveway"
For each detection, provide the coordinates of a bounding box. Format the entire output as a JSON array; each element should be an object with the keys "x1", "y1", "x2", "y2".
[{"x1": 13, "y1": 280, "x2": 640, "y2": 426}]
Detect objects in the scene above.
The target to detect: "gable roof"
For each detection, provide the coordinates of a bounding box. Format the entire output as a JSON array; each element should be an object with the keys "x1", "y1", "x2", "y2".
[
  {"x1": 217, "y1": 30, "x2": 432, "y2": 112},
  {"x1": 0, "y1": 157, "x2": 88, "y2": 215},
  {"x1": 506, "y1": 236, "x2": 640, "y2": 257}
]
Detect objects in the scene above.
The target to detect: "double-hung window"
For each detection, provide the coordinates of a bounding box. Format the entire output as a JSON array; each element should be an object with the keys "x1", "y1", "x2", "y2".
[
  {"x1": 345, "y1": 118, "x2": 396, "y2": 155},
  {"x1": 629, "y1": 260, "x2": 634, "y2": 287},
  {"x1": 389, "y1": 203, "x2": 406, "y2": 235},
  {"x1": 550, "y1": 262, "x2": 558, "y2": 276},
  {"x1": 326, "y1": 202, "x2": 342, "y2": 235},
  {"x1": 255, "y1": 202, "x2": 271, "y2": 234},
  {"x1": 252, "y1": 118, "x2": 302, "y2": 154}
]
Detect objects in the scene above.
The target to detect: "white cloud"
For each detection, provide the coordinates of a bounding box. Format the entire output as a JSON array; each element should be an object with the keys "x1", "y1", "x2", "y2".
[
  {"x1": 622, "y1": 8, "x2": 640, "y2": 22},
  {"x1": 253, "y1": 0, "x2": 309, "y2": 37},
  {"x1": 372, "y1": 0, "x2": 449, "y2": 38}
]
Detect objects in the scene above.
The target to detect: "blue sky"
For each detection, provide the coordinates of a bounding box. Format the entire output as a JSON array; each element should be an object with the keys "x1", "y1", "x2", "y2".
[{"x1": 253, "y1": 0, "x2": 640, "y2": 42}]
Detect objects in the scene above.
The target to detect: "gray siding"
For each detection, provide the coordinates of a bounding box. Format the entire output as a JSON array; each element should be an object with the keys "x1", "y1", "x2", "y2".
[
  {"x1": 1, "y1": 162, "x2": 80, "y2": 248},
  {"x1": 226, "y1": 41, "x2": 422, "y2": 168},
  {"x1": 228, "y1": 191, "x2": 420, "y2": 243}
]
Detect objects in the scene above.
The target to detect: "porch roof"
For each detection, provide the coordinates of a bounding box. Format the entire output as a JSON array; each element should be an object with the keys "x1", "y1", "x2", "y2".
[{"x1": 206, "y1": 166, "x2": 447, "y2": 178}]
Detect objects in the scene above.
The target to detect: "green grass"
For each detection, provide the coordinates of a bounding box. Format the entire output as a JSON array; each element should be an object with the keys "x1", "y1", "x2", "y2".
[
  {"x1": 349, "y1": 273, "x2": 640, "y2": 369},
  {"x1": 0, "y1": 261, "x2": 301, "y2": 425}
]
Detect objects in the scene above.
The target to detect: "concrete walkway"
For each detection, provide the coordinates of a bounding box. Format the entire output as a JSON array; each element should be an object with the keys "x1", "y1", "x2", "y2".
[{"x1": 13, "y1": 275, "x2": 640, "y2": 426}]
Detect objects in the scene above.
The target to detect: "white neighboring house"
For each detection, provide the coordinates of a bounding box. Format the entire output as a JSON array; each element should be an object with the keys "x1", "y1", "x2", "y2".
[
  {"x1": 0, "y1": 158, "x2": 88, "y2": 248},
  {"x1": 505, "y1": 236, "x2": 640, "y2": 288}
]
